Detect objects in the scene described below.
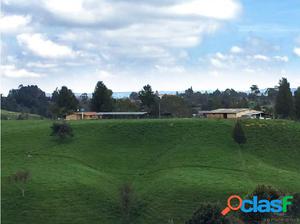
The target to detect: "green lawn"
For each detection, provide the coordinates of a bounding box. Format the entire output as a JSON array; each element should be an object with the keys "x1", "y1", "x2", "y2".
[{"x1": 1, "y1": 119, "x2": 300, "y2": 223}]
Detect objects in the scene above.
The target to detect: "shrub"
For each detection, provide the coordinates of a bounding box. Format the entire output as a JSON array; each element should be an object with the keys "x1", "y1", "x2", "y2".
[
  {"x1": 232, "y1": 120, "x2": 247, "y2": 145},
  {"x1": 119, "y1": 183, "x2": 144, "y2": 224},
  {"x1": 185, "y1": 203, "x2": 232, "y2": 224},
  {"x1": 17, "y1": 113, "x2": 29, "y2": 120},
  {"x1": 9, "y1": 170, "x2": 31, "y2": 197},
  {"x1": 120, "y1": 183, "x2": 135, "y2": 224},
  {"x1": 240, "y1": 185, "x2": 281, "y2": 222},
  {"x1": 1, "y1": 114, "x2": 8, "y2": 120},
  {"x1": 50, "y1": 122, "x2": 73, "y2": 141},
  {"x1": 288, "y1": 193, "x2": 300, "y2": 218}
]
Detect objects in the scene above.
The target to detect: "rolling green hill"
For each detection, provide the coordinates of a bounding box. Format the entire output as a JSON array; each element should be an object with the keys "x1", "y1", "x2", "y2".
[
  {"x1": 1, "y1": 110, "x2": 44, "y2": 120},
  {"x1": 2, "y1": 119, "x2": 300, "y2": 224}
]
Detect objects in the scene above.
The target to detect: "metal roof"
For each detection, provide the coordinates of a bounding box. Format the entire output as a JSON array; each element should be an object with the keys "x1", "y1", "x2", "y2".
[
  {"x1": 199, "y1": 108, "x2": 263, "y2": 114},
  {"x1": 74, "y1": 112, "x2": 97, "y2": 116},
  {"x1": 243, "y1": 111, "x2": 264, "y2": 116},
  {"x1": 96, "y1": 112, "x2": 147, "y2": 115}
]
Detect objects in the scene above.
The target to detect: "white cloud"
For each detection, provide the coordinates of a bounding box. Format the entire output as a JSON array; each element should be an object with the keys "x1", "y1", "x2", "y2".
[
  {"x1": 1, "y1": 64, "x2": 42, "y2": 78},
  {"x1": 294, "y1": 47, "x2": 300, "y2": 57},
  {"x1": 273, "y1": 56, "x2": 289, "y2": 62},
  {"x1": 0, "y1": 14, "x2": 31, "y2": 33},
  {"x1": 101, "y1": 20, "x2": 219, "y2": 48},
  {"x1": 96, "y1": 69, "x2": 113, "y2": 79},
  {"x1": 210, "y1": 58, "x2": 225, "y2": 68},
  {"x1": 2, "y1": 0, "x2": 241, "y2": 68},
  {"x1": 155, "y1": 65, "x2": 185, "y2": 73},
  {"x1": 230, "y1": 46, "x2": 243, "y2": 53},
  {"x1": 210, "y1": 70, "x2": 221, "y2": 77},
  {"x1": 215, "y1": 52, "x2": 227, "y2": 60},
  {"x1": 26, "y1": 62, "x2": 58, "y2": 68},
  {"x1": 253, "y1": 54, "x2": 270, "y2": 61},
  {"x1": 43, "y1": 0, "x2": 115, "y2": 25},
  {"x1": 168, "y1": 0, "x2": 241, "y2": 19},
  {"x1": 17, "y1": 33, "x2": 76, "y2": 58},
  {"x1": 40, "y1": 0, "x2": 241, "y2": 26},
  {"x1": 244, "y1": 68, "x2": 256, "y2": 73}
]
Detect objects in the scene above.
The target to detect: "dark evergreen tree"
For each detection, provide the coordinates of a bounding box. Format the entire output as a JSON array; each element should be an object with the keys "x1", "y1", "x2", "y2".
[
  {"x1": 250, "y1": 84, "x2": 260, "y2": 96},
  {"x1": 1, "y1": 85, "x2": 50, "y2": 116},
  {"x1": 275, "y1": 78, "x2": 294, "y2": 118},
  {"x1": 51, "y1": 86, "x2": 78, "y2": 117},
  {"x1": 113, "y1": 99, "x2": 139, "y2": 112},
  {"x1": 265, "y1": 87, "x2": 278, "y2": 101},
  {"x1": 232, "y1": 120, "x2": 247, "y2": 145},
  {"x1": 129, "y1": 92, "x2": 139, "y2": 101},
  {"x1": 79, "y1": 93, "x2": 90, "y2": 112},
  {"x1": 160, "y1": 95, "x2": 191, "y2": 117},
  {"x1": 91, "y1": 81, "x2": 113, "y2": 112},
  {"x1": 138, "y1": 84, "x2": 158, "y2": 115},
  {"x1": 295, "y1": 87, "x2": 300, "y2": 120}
]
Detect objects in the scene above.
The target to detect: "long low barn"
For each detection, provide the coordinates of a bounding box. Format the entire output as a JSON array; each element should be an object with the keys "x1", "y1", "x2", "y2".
[
  {"x1": 66, "y1": 112, "x2": 148, "y2": 120},
  {"x1": 198, "y1": 108, "x2": 266, "y2": 119}
]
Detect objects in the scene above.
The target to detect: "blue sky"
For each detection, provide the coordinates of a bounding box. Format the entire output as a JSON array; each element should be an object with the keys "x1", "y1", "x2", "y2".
[{"x1": 1, "y1": 0, "x2": 300, "y2": 94}]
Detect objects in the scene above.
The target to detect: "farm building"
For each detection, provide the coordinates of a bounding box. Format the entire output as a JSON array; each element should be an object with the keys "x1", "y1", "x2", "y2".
[
  {"x1": 66, "y1": 112, "x2": 148, "y2": 120},
  {"x1": 66, "y1": 112, "x2": 98, "y2": 120},
  {"x1": 198, "y1": 108, "x2": 266, "y2": 119},
  {"x1": 97, "y1": 112, "x2": 148, "y2": 119}
]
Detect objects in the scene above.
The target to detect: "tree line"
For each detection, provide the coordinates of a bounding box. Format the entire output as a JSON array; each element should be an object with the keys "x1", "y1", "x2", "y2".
[{"x1": 1, "y1": 78, "x2": 300, "y2": 120}]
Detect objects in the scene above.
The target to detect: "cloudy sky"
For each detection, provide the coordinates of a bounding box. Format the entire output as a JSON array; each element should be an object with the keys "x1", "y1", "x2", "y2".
[{"x1": 1, "y1": 0, "x2": 300, "y2": 94}]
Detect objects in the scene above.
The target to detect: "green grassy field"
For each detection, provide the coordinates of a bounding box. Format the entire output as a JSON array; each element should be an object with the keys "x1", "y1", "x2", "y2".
[
  {"x1": 1, "y1": 110, "x2": 44, "y2": 120},
  {"x1": 2, "y1": 119, "x2": 300, "y2": 223}
]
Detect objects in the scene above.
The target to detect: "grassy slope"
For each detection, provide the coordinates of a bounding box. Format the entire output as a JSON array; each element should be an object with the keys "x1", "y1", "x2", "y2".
[
  {"x1": 1, "y1": 119, "x2": 300, "y2": 224},
  {"x1": 1, "y1": 110, "x2": 43, "y2": 120}
]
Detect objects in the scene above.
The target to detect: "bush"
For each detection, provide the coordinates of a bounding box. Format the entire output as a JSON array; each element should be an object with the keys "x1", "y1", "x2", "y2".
[
  {"x1": 120, "y1": 183, "x2": 136, "y2": 224},
  {"x1": 17, "y1": 113, "x2": 29, "y2": 120},
  {"x1": 9, "y1": 170, "x2": 31, "y2": 197},
  {"x1": 50, "y1": 122, "x2": 73, "y2": 141},
  {"x1": 232, "y1": 120, "x2": 247, "y2": 145},
  {"x1": 1, "y1": 114, "x2": 9, "y2": 120},
  {"x1": 240, "y1": 185, "x2": 281, "y2": 222},
  {"x1": 186, "y1": 203, "x2": 232, "y2": 224},
  {"x1": 288, "y1": 193, "x2": 300, "y2": 218}
]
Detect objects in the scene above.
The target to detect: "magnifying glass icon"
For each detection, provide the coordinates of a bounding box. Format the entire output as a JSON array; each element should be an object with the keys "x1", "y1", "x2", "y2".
[{"x1": 221, "y1": 195, "x2": 243, "y2": 216}]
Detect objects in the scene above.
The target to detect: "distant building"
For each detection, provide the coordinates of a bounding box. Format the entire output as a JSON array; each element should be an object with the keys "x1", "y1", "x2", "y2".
[
  {"x1": 66, "y1": 112, "x2": 148, "y2": 120},
  {"x1": 198, "y1": 108, "x2": 267, "y2": 119},
  {"x1": 66, "y1": 112, "x2": 98, "y2": 120}
]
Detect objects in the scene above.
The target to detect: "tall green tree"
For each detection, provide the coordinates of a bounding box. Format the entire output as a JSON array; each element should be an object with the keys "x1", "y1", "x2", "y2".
[
  {"x1": 79, "y1": 93, "x2": 90, "y2": 111},
  {"x1": 1, "y1": 85, "x2": 49, "y2": 116},
  {"x1": 138, "y1": 84, "x2": 158, "y2": 115},
  {"x1": 51, "y1": 86, "x2": 78, "y2": 117},
  {"x1": 113, "y1": 99, "x2": 138, "y2": 112},
  {"x1": 91, "y1": 81, "x2": 113, "y2": 112},
  {"x1": 232, "y1": 120, "x2": 247, "y2": 145},
  {"x1": 295, "y1": 87, "x2": 300, "y2": 120},
  {"x1": 250, "y1": 85, "x2": 260, "y2": 96},
  {"x1": 160, "y1": 95, "x2": 191, "y2": 117},
  {"x1": 275, "y1": 78, "x2": 294, "y2": 118},
  {"x1": 129, "y1": 92, "x2": 139, "y2": 101}
]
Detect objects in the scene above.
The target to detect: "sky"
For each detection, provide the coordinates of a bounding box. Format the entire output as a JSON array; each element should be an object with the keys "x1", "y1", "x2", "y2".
[{"x1": 1, "y1": 0, "x2": 300, "y2": 95}]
